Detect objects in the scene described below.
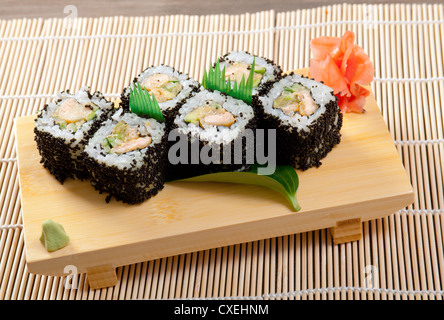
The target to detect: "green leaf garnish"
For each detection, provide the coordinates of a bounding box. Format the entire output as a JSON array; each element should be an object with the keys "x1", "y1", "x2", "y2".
[
  {"x1": 129, "y1": 81, "x2": 165, "y2": 122},
  {"x1": 202, "y1": 58, "x2": 255, "y2": 105},
  {"x1": 170, "y1": 164, "x2": 300, "y2": 211}
]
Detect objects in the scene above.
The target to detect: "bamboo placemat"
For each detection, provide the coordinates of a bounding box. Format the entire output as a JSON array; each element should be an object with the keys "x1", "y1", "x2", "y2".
[{"x1": 0, "y1": 3, "x2": 443, "y2": 300}]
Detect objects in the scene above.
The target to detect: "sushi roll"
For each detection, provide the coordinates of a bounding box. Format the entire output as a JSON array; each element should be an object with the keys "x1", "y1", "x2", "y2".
[
  {"x1": 120, "y1": 65, "x2": 200, "y2": 127},
  {"x1": 34, "y1": 87, "x2": 115, "y2": 183},
  {"x1": 215, "y1": 51, "x2": 282, "y2": 96},
  {"x1": 170, "y1": 89, "x2": 256, "y2": 177},
  {"x1": 83, "y1": 108, "x2": 167, "y2": 204},
  {"x1": 254, "y1": 73, "x2": 343, "y2": 170}
]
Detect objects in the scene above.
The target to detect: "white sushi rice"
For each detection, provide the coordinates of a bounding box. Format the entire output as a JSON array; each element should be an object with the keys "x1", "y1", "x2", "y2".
[
  {"x1": 124, "y1": 65, "x2": 199, "y2": 112},
  {"x1": 34, "y1": 86, "x2": 114, "y2": 148},
  {"x1": 84, "y1": 108, "x2": 165, "y2": 170},
  {"x1": 218, "y1": 51, "x2": 279, "y2": 94},
  {"x1": 174, "y1": 90, "x2": 255, "y2": 145},
  {"x1": 259, "y1": 74, "x2": 336, "y2": 132}
]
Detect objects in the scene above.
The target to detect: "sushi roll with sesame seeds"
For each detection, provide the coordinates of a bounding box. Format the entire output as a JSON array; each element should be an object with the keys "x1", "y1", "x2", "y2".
[
  {"x1": 34, "y1": 87, "x2": 116, "y2": 183},
  {"x1": 169, "y1": 89, "x2": 256, "y2": 178},
  {"x1": 254, "y1": 73, "x2": 343, "y2": 170},
  {"x1": 82, "y1": 108, "x2": 167, "y2": 204},
  {"x1": 120, "y1": 65, "x2": 200, "y2": 128},
  {"x1": 215, "y1": 51, "x2": 282, "y2": 97}
]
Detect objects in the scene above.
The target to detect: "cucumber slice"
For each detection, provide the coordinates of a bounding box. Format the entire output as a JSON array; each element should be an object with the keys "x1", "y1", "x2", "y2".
[
  {"x1": 86, "y1": 110, "x2": 97, "y2": 121},
  {"x1": 254, "y1": 66, "x2": 266, "y2": 74},
  {"x1": 163, "y1": 82, "x2": 179, "y2": 92}
]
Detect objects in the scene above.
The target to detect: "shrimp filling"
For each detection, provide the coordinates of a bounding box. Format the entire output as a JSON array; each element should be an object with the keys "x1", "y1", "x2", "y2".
[
  {"x1": 184, "y1": 101, "x2": 236, "y2": 129},
  {"x1": 140, "y1": 73, "x2": 183, "y2": 103},
  {"x1": 101, "y1": 121, "x2": 152, "y2": 154},
  {"x1": 53, "y1": 98, "x2": 99, "y2": 132},
  {"x1": 273, "y1": 83, "x2": 319, "y2": 117},
  {"x1": 224, "y1": 61, "x2": 265, "y2": 87}
]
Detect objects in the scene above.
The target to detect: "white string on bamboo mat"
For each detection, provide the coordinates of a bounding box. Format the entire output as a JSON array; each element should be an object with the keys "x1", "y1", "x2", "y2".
[
  {"x1": 399, "y1": 209, "x2": 444, "y2": 215},
  {"x1": 0, "y1": 93, "x2": 121, "y2": 100},
  {"x1": 180, "y1": 286, "x2": 444, "y2": 300},
  {"x1": 394, "y1": 139, "x2": 444, "y2": 146},
  {"x1": 373, "y1": 76, "x2": 444, "y2": 83},
  {"x1": 0, "y1": 19, "x2": 443, "y2": 42},
  {"x1": 0, "y1": 74, "x2": 443, "y2": 101},
  {"x1": 0, "y1": 223, "x2": 23, "y2": 231}
]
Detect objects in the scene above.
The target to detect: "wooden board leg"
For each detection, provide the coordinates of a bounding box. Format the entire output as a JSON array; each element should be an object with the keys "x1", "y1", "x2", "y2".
[
  {"x1": 331, "y1": 218, "x2": 362, "y2": 244},
  {"x1": 86, "y1": 265, "x2": 117, "y2": 289}
]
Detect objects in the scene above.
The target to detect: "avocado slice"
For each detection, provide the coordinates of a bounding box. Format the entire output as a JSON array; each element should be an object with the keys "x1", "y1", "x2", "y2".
[{"x1": 184, "y1": 104, "x2": 220, "y2": 124}]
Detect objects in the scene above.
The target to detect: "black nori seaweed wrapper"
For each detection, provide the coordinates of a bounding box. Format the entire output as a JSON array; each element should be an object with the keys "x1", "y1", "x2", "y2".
[
  {"x1": 166, "y1": 117, "x2": 257, "y2": 180},
  {"x1": 166, "y1": 89, "x2": 257, "y2": 180},
  {"x1": 34, "y1": 90, "x2": 115, "y2": 183},
  {"x1": 253, "y1": 74, "x2": 343, "y2": 171},
  {"x1": 82, "y1": 114, "x2": 168, "y2": 205},
  {"x1": 120, "y1": 65, "x2": 201, "y2": 130}
]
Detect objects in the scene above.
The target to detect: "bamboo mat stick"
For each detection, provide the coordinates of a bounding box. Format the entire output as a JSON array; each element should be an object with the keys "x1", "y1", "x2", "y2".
[
  {"x1": 166, "y1": 255, "x2": 179, "y2": 298},
  {"x1": 430, "y1": 4, "x2": 444, "y2": 296},
  {"x1": 288, "y1": 235, "x2": 294, "y2": 300},
  {"x1": 300, "y1": 233, "x2": 307, "y2": 300},
  {"x1": 282, "y1": 236, "x2": 289, "y2": 300},
  {"x1": 398, "y1": 5, "x2": 416, "y2": 300},
  {"x1": 221, "y1": 246, "x2": 231, "y2": 298},
  {"x1": 393, "y1": 10, "x2": 410, "y2": 290},
  {"x1": 250, "y1": 241, "x2": 258, "y2": 298},
  {"x1": 292, "y1": 234, "x2": 299, "y2": 300},
  {"x1": 410, "y1": 4, "x2": 430, "y2": 300},
  {"x1": 238, "y1": 243, "x2": 247, "y2": 297},
  {"x1": 222, "y1": 246, "x2": 232, "y2": 297},
  {"x1": 193, "y1": 252, "x2": 204, "y2": 297},
  {"x1": 308, "y1": 232, "x2": 314, "y2": 300},
  {"x1": 416, "y1": 5, "x2": 435, "y2": 299},
  {"x1": 212, "y1": 245, "x2": 221, "y2": 297},
  {"x1": 229, "y1": 245, "x2": 239, "y2": 297},
  {"x1": 199, "y1": 250, "x2": 210, "y2": 298},
  {"x1": 352, "y1": 239, "x2": 359, "y2": 300},
  {"x1": 187, "y1": 252, "x2": 198, "y2": 298},
  {"x1": 203, "y1": 249, "x2": 215, "y2": 298},
  {"x1": 160, "y1": 257, "x2": 172, "y2": 299}
]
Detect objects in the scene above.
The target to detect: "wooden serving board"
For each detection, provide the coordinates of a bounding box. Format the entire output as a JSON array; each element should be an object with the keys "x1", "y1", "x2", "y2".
[{"x1": 15, "y1": 76, "x2": 413, "y2": 289}]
